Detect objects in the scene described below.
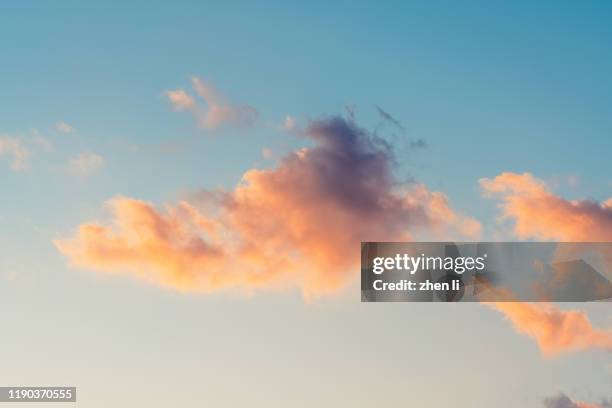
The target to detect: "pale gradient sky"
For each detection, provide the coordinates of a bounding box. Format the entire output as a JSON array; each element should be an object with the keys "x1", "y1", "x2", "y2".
[{"x1": 0, "y1": 1, "x2": 611, "y2": 407}]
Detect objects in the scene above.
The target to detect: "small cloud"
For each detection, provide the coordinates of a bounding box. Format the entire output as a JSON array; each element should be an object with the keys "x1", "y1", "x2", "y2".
[
  {"x1": 67, "y1": 152, "x2": 104, "y2": 179},
  {"x1": 0, "y1": 136, "x2": 29, "y2": 171},
  {"x1": 548, "y1": 174, "x2": 581, "y2": 189},
  {"x1": 375, "y1": 105, "x2": 404, "y2": 131},
  {"x1": 410, "y1": 138, "x2": 427, "y2": 149},
  {"x1": 30, "y1": 129, "x2": 53, "y2": 151},
  {"x1": 165, "y1": 77, "x2": 258, "y2": 130},
  {"x1": 267, "y1": 115, "x2": 297, "y2": 132},
  {"x1": 261, "y1": 147, "x2": 273, "y2": 159},
  {"x1": 281, "y1": 115, "x2": 295, "y2": 131},
  {"x1": 345, "y1": 104, "x2": 356, "y2": 122},
  {"x1": 165, "y1": 89, "x2": 195, "y2": 111},
  {"x1": 56, "y1": 121, "x2": 76, "y2": 134}
]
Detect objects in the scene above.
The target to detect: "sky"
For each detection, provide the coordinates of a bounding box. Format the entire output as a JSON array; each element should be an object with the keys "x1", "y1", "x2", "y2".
[{"x1": 0, "y1": 1, "x2": 611, "y2": 407}]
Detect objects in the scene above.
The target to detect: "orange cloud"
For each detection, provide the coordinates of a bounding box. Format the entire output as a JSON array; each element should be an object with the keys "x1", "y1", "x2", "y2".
[
  {"x1": 165, "y1": 89, "x2": 195, "y2": 110},
  {"x1": 55, "y1": 198, "x2": 228, "y2": 291},
  {"x1": 55, "y1": 116, "x2": 480, "y2": 296},
  {"x1": 489, "y1": 302, "x2": 612, "y2": 357},
  {"x1": 480, "y1": 172, "x2": 612, "y2": 241},
  {"x1": 481, "y1": 172, "x2": 612, "y2": 356}
]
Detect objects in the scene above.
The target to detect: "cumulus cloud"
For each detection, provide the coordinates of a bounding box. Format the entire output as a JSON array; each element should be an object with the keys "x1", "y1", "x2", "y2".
[
  {"x1": 480, "y1": 172, "x2": 612, "y2": 241},
  {"x1": 0, "y1": 136, "x2": 29, "y2": 171},
  {"x1": 165, "y1": 77, "x2": 258, "y2": 130},
  {"x1": 543, "y1": 393, "x2": 610, "y2": 408},
  {"x1": 55, "y1": 116, "x2": 479, "y2": 296},
  {"x1": 56, "y1": 121, "x2": 76, "y2": 134},
  {"x1": 67, "y1": 152, "x2": 104, "y2": 179}
]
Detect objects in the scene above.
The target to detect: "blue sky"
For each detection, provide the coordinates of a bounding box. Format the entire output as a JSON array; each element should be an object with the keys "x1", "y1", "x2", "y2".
[
  {"x1": 0, "y1": 1, "x2": 611, "y2": 407},
  {"x1": 3, "y1": 1, "x2": 612, "y2": 212}
]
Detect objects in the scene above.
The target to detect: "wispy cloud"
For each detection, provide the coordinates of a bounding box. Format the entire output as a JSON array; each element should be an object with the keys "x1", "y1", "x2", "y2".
[
  {"x1": 374, "y1": 105, "x2": 426, "y2": 149},
  {"x1": 56, "y1": 121, "x2": 76, "y2": 134},
  {"x1": 280, "y1": 115, "x2": 295, "y2": 131},
  {"x1": 410, "y1": 138, "x2": 427, "y2": 149},
  {"x1": 55, "y1": 115, "x2": 479, "y2": 296},
  {"x1": 267, "y1": 115, "x2": 297, "y2": 133},
  {"x1": 488, "y1": 302, "x2": 612, "y2": 356},
  {"x1": 165, "y1": 77, "x2": 258, "y2": 130},
  {"x1": 67, "y1": 152, "x2": 104, "y2": 179},
  {"x1": 0, "y1": 136, "x2": 29, "y2": 171},
  {"x1": 261, "y1": 147, "x2": 273, "y2": 159},
  {"x1": 375, "y1": 105, "x2": 405, "y2": 131}
]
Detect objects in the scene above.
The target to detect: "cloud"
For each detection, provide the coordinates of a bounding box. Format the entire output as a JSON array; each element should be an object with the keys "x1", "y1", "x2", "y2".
[
  {"x1": 410, "y1": 138, "x2": 427, "y2": 149},
  {"x1": 480, "y1": 172, "x2": 612, "y2": 356},
  {"x1": 375, "y1": 105, "x2": 404, "y2": 131},
  {"x1": 374, "y1": 106, "x2": 428, "y2": 150},
  {"x1": 489, "y1": 302, "x2": 612, "y2": 356},
  {"x1": 31, "y1": 134, "x2": 52, "y2": 151},
  {"x1": 281, "y1": 115, "x2": 295, "y2": 131},
  {"x1": 55, "y1": 116, "x2": 479, "y2": 296},
  {"x1": 165, "y1": 77, "x2": 258, "y2": 130},
  {"x1": 0, "y1": 136, "x2": 29, "y2": 171},
  {"x1": 543, "y1": 393, "x2": 610, "y2": 408},
  {"x1": 56, "y1": 121, "x2": 76, "y2": 134},
  {"x1": 480, "y1": 172, "x2": 612, "y2": 241},
  {"x1": 261, "y1": 147, "x2": 273, "y2": 159},
  {"x1": 165, "y1": 89, "x2": 195, "y2": 110},
  {"x1": 67, "y1": 152, "x2": 104, "y2": 179},
  {"x1": 267, "y1": 115, "x2": 297, "y2": 133}
]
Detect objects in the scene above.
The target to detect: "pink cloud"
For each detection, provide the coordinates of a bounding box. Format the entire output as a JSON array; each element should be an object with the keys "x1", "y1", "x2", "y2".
[
  {"x1": 165, "y1": 77, "x2": 258, "y2": 130},
  {"x1": 489, "y1": 302, "x2": 612, "y2": 357},
  {"x1": 480, "y1": 172, "x2": 612, "y2": 241},
  {"x1": 55, "y1": 116, "x2": 479, "y2": 296},
  {"x1": 165, "y1": 89, "x2": 195, "y2": 111},
  {"x1": 481, "y1": 172, "x2": 612, "y2": 357}
]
